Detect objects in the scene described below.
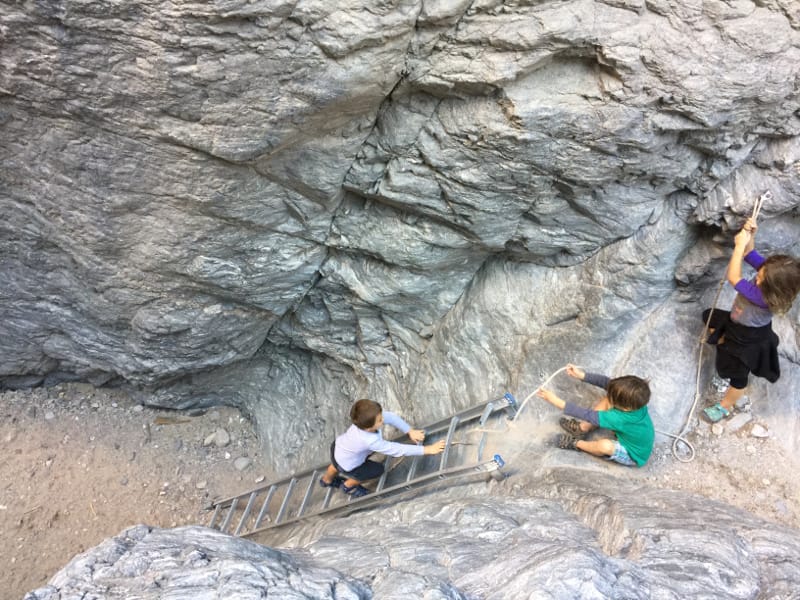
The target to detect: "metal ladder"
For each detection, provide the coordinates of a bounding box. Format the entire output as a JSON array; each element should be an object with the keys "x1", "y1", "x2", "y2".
[{"x1": 206, "y1": 393, "x2": 518, "y2": 538}]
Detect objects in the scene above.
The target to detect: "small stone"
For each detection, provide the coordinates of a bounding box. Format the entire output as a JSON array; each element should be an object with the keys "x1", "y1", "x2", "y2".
[
  {"x1": 745, "y1": 444, "x2": 757, "y2": 455},
  {"x1": 173, "y1": 439, "x2": 183, "y2": 452},
  {"x1": 750, "y1": 424, "x2": 769, "y2": 438},
  {"x1": 44, "y1": 411, "x2": 55, "y2": 420},
  {"x1": 762, "y1": 478, "x2": 770, "y2": 486},
  {"x1": 711, "y1": 423, "x2": 725, "y2": 436},
  {"x1": 233, "y1": 457, "x2": 252, "y2": 471},
  {"x1": 132, "y1": 405, "x2": 144, "y2": 413},
  {"x1": 726, "y1": 412, "x2": 752, "y2": 433},
  {"x1": 255, "y1": 475, "x2": 265, "y2": 483},
  {"x1": 196, "y1": 481, "x2": 207, "y2": 490},
  {"x1": 120, "y1": 477, "x2": 128, "y2": 486},
  {"x1": 111, "y1": 402, "x2": 118, "y2": 408}
]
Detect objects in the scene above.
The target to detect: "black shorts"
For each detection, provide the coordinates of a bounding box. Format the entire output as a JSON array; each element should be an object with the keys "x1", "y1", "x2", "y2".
[
  {"x1": 330, "y1": 441, "x2": 385, "y2": 482},
  {"x1": 702, "y1": 309, "x2": 749, "y2": 389}
]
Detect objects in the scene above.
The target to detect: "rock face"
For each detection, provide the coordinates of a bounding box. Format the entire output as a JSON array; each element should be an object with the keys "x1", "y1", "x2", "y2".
[
  {"x1": 23, "y1": 525, "x2": 369, "y2": 599},
  {"x1": 24, "y1": 470, "x2": 800, "y2": 599},
  {"x1": 2, "y1": 2, "x2": 800, "y2": 470}
]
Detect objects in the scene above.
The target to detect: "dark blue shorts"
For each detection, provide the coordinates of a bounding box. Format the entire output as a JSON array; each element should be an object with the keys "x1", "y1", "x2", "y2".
[{"x1": 330, "y1": 442, "x2": 384, "y2": 482}]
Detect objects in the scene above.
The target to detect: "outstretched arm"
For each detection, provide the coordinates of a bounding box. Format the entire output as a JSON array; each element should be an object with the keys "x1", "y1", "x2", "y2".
[{"x1": 727, "y1": 226, "x2": 753, "y2": 287}]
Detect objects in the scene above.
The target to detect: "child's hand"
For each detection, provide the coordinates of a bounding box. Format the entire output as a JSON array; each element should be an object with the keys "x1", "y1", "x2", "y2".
[
  {"x1": 566, "y1": 364, "x2": 585, "y2": 380},
  {"x1": 742, "y1": 217, "x2": 758, "y2": 233},
  {"x1": 734, "y1": 228, "x2": 752, "y2": 247},
  {"x1": 536, "y1": 389, "x2": 557, "y2": 405},
  {"x1": 423, "y1": 439, "x2": 447, "y2": 455},
  {"x1": 537, "y1": 388, "x2": 566, "y2": 410},
  {"x1": 408, "y1": 429, "x2": 425, "y2": 443}
]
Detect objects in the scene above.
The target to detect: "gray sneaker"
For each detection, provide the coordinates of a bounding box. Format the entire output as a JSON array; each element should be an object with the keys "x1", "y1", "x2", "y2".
[
  {"x1": 711, "y1": 375, "x2": 729, "y2": 394},
  {"x1": 735, "y1": 395, "x2": 751, "y2": 412}
]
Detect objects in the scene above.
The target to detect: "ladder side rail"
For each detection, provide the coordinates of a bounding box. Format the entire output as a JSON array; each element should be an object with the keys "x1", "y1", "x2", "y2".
[
  {"x1": 243, "y1": 456, "x2": 505, "y2": 538},
  {"x1": 233, "y1": 491, "x2": 258, "y2": 536},
  {"x1": 296, "y1": 470, "x2": 319, "y2": 517},
  {"x1": 219, "y1": 497, "x2": 239, "y2": 534},
  {"x1": 253, "y1": 485, "x2": 277, "y2": 530},
  {"x1": 275, "y1": 478, "x2": 298, "y2": 524},
  {"x1": 438, "y1": 416, "x2": 461, "y2": 471}
]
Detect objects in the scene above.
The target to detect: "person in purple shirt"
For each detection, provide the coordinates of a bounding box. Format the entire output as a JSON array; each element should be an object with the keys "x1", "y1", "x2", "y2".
[
  {"x1": 319, "y1": 399, "x2": 446, "y2": 497},
  {"x1": 702, "y1": 216, "x2": 800, "y2": 422}
]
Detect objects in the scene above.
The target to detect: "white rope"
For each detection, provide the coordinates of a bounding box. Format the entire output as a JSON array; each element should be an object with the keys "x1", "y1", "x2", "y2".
[{"x1": 510, "y1": 365, "x2": 571, "y2": 422}]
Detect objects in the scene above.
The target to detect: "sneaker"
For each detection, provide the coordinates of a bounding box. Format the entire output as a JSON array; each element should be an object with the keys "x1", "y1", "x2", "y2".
[
  {"x1": 556, "y1": 433, "x2": 580, "y2": 451},
  {"x1": 559, "y1": 417, "x2": 588, "y2": 438},
  {"x1": 735, "y1": 395, "x2": 751, "y2": 412},
  {"x1": 319, "y1": 476, "x2": 344, "y2": 489},
  {"x1": 342, "y1": 484, "x2": 370, "y2": 498},
  {"x1": 711, "y1": 375, "x2": 729, "y2": 394},
  {"x1": 702, "y1": 402, "x2": 731, "y2": 423}
]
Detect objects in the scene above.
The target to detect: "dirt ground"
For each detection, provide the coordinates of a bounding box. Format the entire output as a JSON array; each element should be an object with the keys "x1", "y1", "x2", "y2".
[{"x1": 2, "y1": 383, "x2": 799, "y2": 599}]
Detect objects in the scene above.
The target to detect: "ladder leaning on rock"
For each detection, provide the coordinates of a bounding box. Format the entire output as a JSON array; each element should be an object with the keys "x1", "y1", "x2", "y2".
[{"x1": 205, "y1": 393, "x2": 517, "y2": 538}]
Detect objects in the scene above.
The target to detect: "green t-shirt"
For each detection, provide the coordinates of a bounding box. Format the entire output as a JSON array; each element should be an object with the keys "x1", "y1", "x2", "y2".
[{"x1": 598, "y1": 406, "x2": 654, "y2": 466}]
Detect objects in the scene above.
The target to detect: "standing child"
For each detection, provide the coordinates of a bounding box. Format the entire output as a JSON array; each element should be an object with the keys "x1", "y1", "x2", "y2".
[
  {"x1": 320, "y1": 399, "x2": 446, "y2": 497},
  {"x1": 537, "y1": 365, "x2": 654, "y2": 467},
  {"x1": 702, "y1": 216, "x2": 800, "y2": 422}
]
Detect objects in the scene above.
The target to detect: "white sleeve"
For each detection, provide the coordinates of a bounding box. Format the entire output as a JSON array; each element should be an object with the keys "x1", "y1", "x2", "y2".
[
  {"x1": 367, "y1": 437, "x2": 425, "y2": 458},
  {"x1": 382, "y1": 411, "x2": 412, "y2": 433}
]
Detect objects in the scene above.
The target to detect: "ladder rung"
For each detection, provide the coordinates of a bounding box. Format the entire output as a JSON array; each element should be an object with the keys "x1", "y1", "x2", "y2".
[
  {"x1": 220, "y1": 497, "x2": 239, "y2": 533},
  {"x1": 275, "y1": 478, "x2": 297, "y2": 523},
  {"x1": 297, "y1": 470, "x2": 318, "y2": 517},
  {"x1": 233, "y1": 492, "x2": 258, "y2": 536},
  {"x1": 253, "y1": 485, "x2": 277, "y2": 529},
  {"x1": 406, "y1": 455, "x2": 420, "y2": 482},
  {"x1": 208, "y1": 503, "x2": 221, "y2": 529},
  {"x1": 439, "y1": 416, "x2": 460, "y2": 471}
]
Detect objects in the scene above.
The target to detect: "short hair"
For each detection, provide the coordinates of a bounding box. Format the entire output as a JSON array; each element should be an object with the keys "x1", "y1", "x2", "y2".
[
  {"x1": 760, "y1": 255, "x2": 800, "y2": 315},
  {"x1": 607, "y1": 376, "x2": 650, "y2": 411},
  {"x1": 350, "y1": 399, "x2": 382, "y2": 430}
]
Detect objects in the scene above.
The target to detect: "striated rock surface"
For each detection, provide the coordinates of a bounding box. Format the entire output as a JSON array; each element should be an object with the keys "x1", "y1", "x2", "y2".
[
  {"x1": 24, "y1": 469, "x2": 800, "y2": 599},
  {"x1": 2, "y1": 1, "x2": 800, "y2": 473}
]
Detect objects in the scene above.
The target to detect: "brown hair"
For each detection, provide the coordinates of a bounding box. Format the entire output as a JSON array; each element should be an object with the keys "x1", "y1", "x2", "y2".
[
  {"x1": 607, "y1": 376, "x2": 650, "y2": 411},
  {"x1": 350, "y1": 399, "x2": 382, "y2": 430},
  {"x1": 759, "y1": 255, "x2": 800, "y2": 315}
]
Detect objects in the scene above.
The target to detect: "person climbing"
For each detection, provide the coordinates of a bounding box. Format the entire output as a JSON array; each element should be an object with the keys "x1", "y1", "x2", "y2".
[
  {"x1": 701, "y1": 214, "x2": 800, "y2": 422},
  {"x1": 536, "y1": 365, "x2": 654, "y2": 467},
  {"x1": 320, "y1": 398, "x2": 446, "y2": 497}
]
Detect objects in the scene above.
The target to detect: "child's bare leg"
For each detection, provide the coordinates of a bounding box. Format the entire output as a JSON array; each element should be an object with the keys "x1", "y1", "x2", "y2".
[
  {"x1": 576, "y1": 437, "x2": 616, "y2": 457},
  {"x1": 720, "y1": 386, "x2": 746, "y2": 411},
  {"x1": 577, "y1": 397, "x2": 612, "y2": 433},
  {"x1": 321, "y1": 464, "x2": 340, "y2": 485},
  {"x1": 343, "y1": 478, "x2": 361, "y2": 488}
]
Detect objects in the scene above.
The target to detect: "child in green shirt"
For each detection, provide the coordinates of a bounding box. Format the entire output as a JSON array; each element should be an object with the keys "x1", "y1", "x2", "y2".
[{"x1": 537, "y1": 365, "x2": 654, "y2": 467}]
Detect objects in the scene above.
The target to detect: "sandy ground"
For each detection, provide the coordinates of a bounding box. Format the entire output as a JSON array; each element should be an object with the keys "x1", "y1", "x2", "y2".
[{"x1": 2, "y1": 383, "x2": 799, "y2": 599}]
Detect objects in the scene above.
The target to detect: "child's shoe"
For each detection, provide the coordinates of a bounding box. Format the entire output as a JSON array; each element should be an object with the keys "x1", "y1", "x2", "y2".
[
  {"x1": 342, "y1": 483, "x2": 370, "y2": 498},
  {"x1": 559, "y1": 417, "x2": 588, "y2": 438},
  {"x1": 556, "y1": 433, "x2": 580, "y2": 451},
  {"x1": 711, "y1": 375, "x2": 729, "y2": 394},
  {"x1": 702, "y1": 402, "x2": 731, "y2": 423},
  {"x1": 319, "y1": 476, "x2": 344, "y2": 489}
]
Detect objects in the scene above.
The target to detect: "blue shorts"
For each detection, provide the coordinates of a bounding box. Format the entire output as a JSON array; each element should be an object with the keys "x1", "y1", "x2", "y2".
[{"x1": 607, "y1": 441, "x2": 637, "y2": 467}]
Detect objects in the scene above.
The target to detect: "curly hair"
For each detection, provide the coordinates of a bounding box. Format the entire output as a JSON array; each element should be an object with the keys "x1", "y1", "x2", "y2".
[
  {"x1": 607, "y1": 376, "x2": 651, "y2": 411},
  {"x1": 350, "y1": 399, "x2": 382, "y2": 430},
  {"x1": 759, "y1": 255, "x2": 800, "y2": 315}
]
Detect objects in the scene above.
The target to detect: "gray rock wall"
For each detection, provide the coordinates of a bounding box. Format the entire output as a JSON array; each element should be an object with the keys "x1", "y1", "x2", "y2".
[
  {"x1": 2, "y1": 1, "x2": 800, "y2": 470},
  {"x1": 24, "y1": 469, "x2": 800, "y2": 599}
]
